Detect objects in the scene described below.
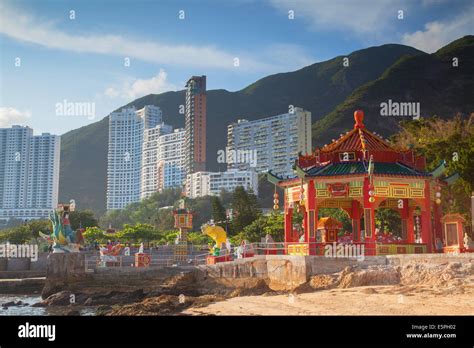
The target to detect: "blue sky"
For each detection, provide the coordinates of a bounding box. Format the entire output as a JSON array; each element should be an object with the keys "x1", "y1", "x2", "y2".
[{"x1": 0, "y1": 0, "x2": 473, "y2": 135}]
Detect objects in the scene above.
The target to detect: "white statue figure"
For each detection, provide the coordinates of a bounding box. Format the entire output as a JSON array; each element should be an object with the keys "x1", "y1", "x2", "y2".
[
  {"x1": 463, "y1": 233, "x2": 474, "y2": 249},
  {"x1": 138, "y1": 242, "x2": 144, "y2": 254}
]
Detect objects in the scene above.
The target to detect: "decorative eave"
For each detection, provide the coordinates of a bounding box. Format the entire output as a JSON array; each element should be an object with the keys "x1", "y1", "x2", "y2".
[
  {"x1": 429, "y1": 160, "x2": 447, "y2": 178},
  {"x1": 266, "y1": 170, "x2": 283, "y2": 185},
  {"x1": 294, "y1": 164, "x2": 307, "y2": 179},
  {"x1": 443, "y1": 172, "x2": 460, "y2": 186},
  {"x1": 266, "y1": 171, "x2": 301, "y2": 187}
]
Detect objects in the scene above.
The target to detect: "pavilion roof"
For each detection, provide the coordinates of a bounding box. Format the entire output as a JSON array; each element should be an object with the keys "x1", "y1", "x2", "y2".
[{"x1": 320, "y1": 125, "x2": 395, "y2": 153}]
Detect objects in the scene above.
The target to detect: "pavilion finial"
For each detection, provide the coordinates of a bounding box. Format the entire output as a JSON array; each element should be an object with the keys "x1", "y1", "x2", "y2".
[{"x1": 354, "y1": 110, "x2": 365, "y2": 129}]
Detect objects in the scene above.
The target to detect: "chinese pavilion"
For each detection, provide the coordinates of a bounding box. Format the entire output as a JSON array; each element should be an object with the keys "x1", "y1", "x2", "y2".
[{"x1": 267, "y1": 110, "x2": 458, "y2": 256}]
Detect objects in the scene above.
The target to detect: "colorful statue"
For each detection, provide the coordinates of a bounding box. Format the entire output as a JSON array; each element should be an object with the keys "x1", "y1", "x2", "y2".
[
  {"x1": 202, "y1": 223, "x2": 227, "y2": 256},
  {"x1": 40, "y1": 203, "x2": 83, "y2": 253},
  {"x1": 99, "y1": 243, "x2": 123, "y2": 265}
]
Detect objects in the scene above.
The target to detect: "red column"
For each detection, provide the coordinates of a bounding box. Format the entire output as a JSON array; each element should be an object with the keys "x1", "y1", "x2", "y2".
[
  {"x1": 421, "y1": 180, "x2": 433, "y2": 252},
  {"x1": 433, "y1": 201, "x2": 443, "y2": 241},
  {"x1": 407, "y1": 207, "x2": 415, "y2": 243},
  {"x1": 302, "y1": 206, "x2": 308, "y2": 242},
  {"x1": 284, "y1": 207, "x2": 293, "y2": 244},
  {"x1": 306, "y1": 180, "x2": 315, "y2": 244}
]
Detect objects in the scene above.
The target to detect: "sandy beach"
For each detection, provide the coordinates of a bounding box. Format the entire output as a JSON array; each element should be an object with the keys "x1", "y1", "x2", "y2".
[{"x1": 184, "y1": 283, "x2": 474, "y2": 316}]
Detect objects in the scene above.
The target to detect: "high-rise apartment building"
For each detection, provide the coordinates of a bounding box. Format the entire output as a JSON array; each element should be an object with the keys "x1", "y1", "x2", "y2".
[
  {"x1": 0, "y1": 126, "x2": 60, "y2": 221},
  {"x1": 184, "y1": 75, "x2": 206, "y2": 175},
  {"x1": 140, "y1": 123, "x2": 173, "y2": 199},
  {"x1": 185, "y1": 169, "x2": 258, "y2": 199},
  {"x1": 227, "y1": 107, "x2": 312, "y2": 177},
  {"x1": 107, "y1": 105, "x2": 161, "y2": 210},
  {"x1": 157, "y1": 128, "x2": 186, "y2": 192}
]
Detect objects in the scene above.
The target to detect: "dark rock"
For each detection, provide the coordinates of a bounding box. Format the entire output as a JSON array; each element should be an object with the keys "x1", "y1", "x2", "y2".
[
  {"x1": 87, "y1": 289, "x2": 145, "y2": 305},
  {"x1": 42, "y1": 291, "x2": 74, "y2": 306},
  {"x1": 95, "y1": 305, "x2": 113, "y2": 316},
  {"x1": 31, "y1": 302, "x2": 47, "y2": 307},
  {"x1": 65, "y1": 309, "x2": 80, "y2": 316},
  {"x1": 2, "y1": 301, "x2": 24, "y2": 307},
  {"x1": 97, "y1": 305, "x2": 112, "y2": 311}
]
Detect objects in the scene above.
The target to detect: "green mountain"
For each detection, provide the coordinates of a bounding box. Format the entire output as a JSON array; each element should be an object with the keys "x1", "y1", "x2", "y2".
[
  {"x1": 59, "y1": 37, "x2": 472, "y2": 213},
  {"x1": 313, "y1": 35, "x2": 474, "y2": 145}
]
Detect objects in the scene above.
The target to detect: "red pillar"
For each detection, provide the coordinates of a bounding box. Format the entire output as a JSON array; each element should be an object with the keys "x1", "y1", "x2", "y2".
[
  {"x1": 284, "y1": 207, "x2": 293, "y2": 244},
  {"x1": 302, "y1": 206, "x2": 308, "y2": 242},
  {"x1": 433, "y1": 200, "x2": 443, "y2": 242},
  {"x1": 307, "y1": 180, "x2": 317, "y2": 254},
  {"x1": 407, "y1": 207, "x2": 415, "y2": 243},
  {"x1": 351, "y1": 200, "x2": 361, "y2": 242},
  {"x1": 421, "y1": 180, "x2": 433, "y2": 252}
]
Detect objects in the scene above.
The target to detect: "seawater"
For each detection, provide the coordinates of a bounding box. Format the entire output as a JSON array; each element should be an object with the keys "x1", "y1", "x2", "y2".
[{"x1": 0, "y1": 294, "x2": 96, "y2": 316}]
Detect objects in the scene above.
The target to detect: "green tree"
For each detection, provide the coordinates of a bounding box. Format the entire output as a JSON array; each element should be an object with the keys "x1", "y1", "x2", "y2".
[
  {"x1": 116, "y1": 223, "x2": 157, "y2": 242},
  {"x1": 83, "y1": 226, "x2": 107, "y2": 244},
  {"x1": 392, "y1": 115, "x2": 474, "y2": 218},
  {"x1": 187, "y1": 196, "x2": 213, "y2": 229},
  {"x1": 0, "y1": 225, "x2": 32, "y2": 244},
  {"x1": 375, "y1": 208, "x2": 402, "y2": 237},
  {"x1": 69, "y1": 210, "x2": 98, "y2": 230},
  {"x1": 187, "y1": 231, "x2": 212, "y2": 245},
  {"x1": 231, "y1": 186, "x2": 261, "y2": 234},
  {"x1": 211, "y1": 196, "x2": 227, "y2": 225},
  {"x1": 239, "y1": 213, "x2": 285, "y2": 243},
  {"x1": 99, "y1": 188, "x2": 182, "y2": 230}
]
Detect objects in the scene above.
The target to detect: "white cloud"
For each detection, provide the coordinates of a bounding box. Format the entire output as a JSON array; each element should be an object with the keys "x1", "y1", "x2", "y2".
[
  {"x1": 0, "y1": 3, "x2": 270, "y2": 71},
  {"x1": 0, "y1": 2, "x2": 319, "y2": 78},
  {"x1": 401, "y1": 6, "x2": 474, "y2": 53},
  {"x1": 105, "y1": 70, "x2": 177, "y2": 100},
  {"x1": 269, "y1": 0, "x2": 406, "y2": 37},
  {"x1": 0, "y1": 107, "x2": 31, "y2": 127}
]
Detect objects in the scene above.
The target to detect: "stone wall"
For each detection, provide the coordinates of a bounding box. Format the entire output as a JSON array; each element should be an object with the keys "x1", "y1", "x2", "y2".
[
  {"x1": 42, "y1": 253, "x2": 196, "y2": 298},
  {"x1": 0, "y1": 277, "x2": 45, "y2": 294},
  {"x1": 0, "y1": 252, "x2": 48, "y2": 273},
  {"x1": 199, "y1": 253, "x2": 473, "y2": 291}
]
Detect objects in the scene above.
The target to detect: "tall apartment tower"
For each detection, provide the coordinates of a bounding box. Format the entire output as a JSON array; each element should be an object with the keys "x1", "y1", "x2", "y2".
[
  {"x1": 227, "y1": 107, "x2": 312, "y2": 177},
  {"x1": 0, "y1": 126, "x2": 60, "y2": 221},
  {"x1": 140, "y1": 123, "x2": 173, "y2": 199},
  {"x1": 184, "y1": 75, "x2": 207, "y2": 175},
  {"x1": 107, "y1": 105, "x2": 161, "y2": 210},
  {"x1": 157, "y1": 128, "x2": 186, "y2": 192}
]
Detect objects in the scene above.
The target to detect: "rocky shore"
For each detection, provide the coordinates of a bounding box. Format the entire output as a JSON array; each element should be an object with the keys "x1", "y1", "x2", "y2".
[{"x1": 28, "y1": 257, "x2": 473, "y2": 316}]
